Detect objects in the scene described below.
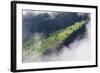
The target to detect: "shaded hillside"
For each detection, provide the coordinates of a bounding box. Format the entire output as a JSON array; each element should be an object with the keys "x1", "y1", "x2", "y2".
[{"x1": 22, "y1": 11, "x2": 89, "y2": 41}]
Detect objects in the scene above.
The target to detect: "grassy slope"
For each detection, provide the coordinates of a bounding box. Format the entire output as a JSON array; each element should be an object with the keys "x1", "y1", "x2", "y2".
[{"x1": 23, "y1": 20, "x2": 86, "y2": 58}]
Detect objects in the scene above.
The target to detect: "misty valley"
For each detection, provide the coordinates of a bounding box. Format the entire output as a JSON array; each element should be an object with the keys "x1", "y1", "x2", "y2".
[{"x1": 22, "y1": 11, "x2": 91, "y2": 62}]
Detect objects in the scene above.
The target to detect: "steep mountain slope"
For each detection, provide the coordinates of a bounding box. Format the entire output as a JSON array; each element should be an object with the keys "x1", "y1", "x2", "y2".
[{"x1": 23, "y1": 20, "x2": 87, "y2": 60}]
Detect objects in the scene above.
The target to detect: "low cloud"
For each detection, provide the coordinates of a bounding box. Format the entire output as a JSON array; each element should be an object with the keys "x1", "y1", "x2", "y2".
[{"x1": 41, "y1": 22, "x2": 91, "y2": 61}]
